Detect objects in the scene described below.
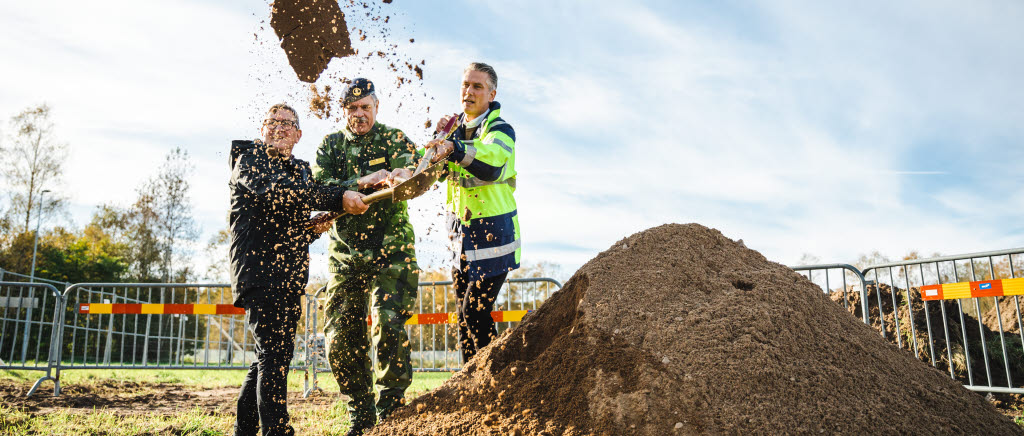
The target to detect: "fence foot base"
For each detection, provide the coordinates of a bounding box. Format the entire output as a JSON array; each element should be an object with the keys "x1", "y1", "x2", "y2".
[{"x1": 27, "y1": 375, "x2": 57, "y2": 397}]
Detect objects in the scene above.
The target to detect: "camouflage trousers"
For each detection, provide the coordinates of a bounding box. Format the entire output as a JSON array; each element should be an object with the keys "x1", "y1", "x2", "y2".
[{"x1": 324, "y1": 253, "x2": 418, "y2": 426}]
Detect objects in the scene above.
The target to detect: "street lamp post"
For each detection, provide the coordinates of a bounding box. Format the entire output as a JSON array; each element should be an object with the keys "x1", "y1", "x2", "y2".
[{"x1": 29, "y1": 189, "x2": 51, "y2": 283}]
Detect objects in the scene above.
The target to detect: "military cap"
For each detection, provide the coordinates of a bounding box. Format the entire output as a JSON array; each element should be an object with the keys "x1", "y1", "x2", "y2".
[{"x1": 343, "y1": 78, "x2": 376, "y2": 105}]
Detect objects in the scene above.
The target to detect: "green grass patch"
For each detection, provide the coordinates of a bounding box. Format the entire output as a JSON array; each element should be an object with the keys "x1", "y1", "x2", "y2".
[
  {"x1": 1, "y1": 368, "x2": 452, "y2": 435},
  {"x1": 0, "y1": 404, "x2": 231, "y2": 436}
]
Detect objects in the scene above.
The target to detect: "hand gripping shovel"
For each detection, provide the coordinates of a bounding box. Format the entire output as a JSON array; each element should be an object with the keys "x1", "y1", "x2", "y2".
[{"x1": 306, "y1": 116, "x2": 461, "y2": 229}]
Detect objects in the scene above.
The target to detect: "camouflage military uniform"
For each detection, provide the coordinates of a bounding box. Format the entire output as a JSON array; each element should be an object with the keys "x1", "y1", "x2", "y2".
[{"x1": 312, "y1": 122, "x2": 419, "y2": 427}]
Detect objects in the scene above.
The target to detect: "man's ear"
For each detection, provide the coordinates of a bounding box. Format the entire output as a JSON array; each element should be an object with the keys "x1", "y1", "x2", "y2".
[
  {"x1": 295, "y1": 130, "x2": 303, "y2": 143},
  {"x1": 489, "y1": 88, "x2": 496, "y2": 102}
]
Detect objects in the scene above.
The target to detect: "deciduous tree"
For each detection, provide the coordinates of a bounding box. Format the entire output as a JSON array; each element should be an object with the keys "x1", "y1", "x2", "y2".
[{"x1": 0, "y1": 104, "x2": 68, "y2": 232}]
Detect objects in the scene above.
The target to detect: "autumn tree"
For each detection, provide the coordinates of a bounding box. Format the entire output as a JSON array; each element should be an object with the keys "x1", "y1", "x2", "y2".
[
  {"x1": 88, "y1": 202, "x2": 161, "y2": 281},
  {"x1": 0, "y1": 104, "x2": 68, "y2": 233},
  {"x1": 84, "y1": 148, "x2": 198, "y2": 283},
  {"x1": 147, "y1": 147, "x2": 199, "y2": 282}
]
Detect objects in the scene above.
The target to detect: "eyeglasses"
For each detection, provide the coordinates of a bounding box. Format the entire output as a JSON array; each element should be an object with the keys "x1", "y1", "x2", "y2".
[{"x1": 263, "y1": 119, "x2": 298, "y2": 130}]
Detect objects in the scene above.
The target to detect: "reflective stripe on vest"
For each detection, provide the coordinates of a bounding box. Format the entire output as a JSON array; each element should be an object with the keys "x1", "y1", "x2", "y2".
[
  {"x1": 464, "y1": 238, "x2": 521, "y2": 262},
  {"x1": 459, "y1": 145, "x2": 477, "y2": 167},
  {"x1": 486, "y1": 137, "x2": 513, "y2": 153},
  {"x1": 460, "y1": 176, "x2": 516, "y2": 189}
]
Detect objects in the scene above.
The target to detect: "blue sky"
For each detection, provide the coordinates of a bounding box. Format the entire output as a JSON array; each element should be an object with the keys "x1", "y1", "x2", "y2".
[{"x1": 2, "y1": 0, "x2": 1022, "y2": 281}]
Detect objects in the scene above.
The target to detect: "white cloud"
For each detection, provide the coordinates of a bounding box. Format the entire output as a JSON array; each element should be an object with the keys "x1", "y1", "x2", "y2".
[{"x1": 1, "y1": 0, "x2": 1021, "y2": 283}]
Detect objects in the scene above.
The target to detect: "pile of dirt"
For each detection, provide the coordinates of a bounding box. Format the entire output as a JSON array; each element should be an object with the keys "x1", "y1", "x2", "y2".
[
  {"x1": 985, "y1": 297, "x2": 1024, "y2": 334},
  {"x1": 371, "y1": 224, "x2": 1020, "y2": 435}
]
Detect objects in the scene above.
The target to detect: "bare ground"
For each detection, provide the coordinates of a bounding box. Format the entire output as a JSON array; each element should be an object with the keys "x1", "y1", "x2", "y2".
[{"x1": 0, "y1": 378, "x2": 339, "y2": 417}]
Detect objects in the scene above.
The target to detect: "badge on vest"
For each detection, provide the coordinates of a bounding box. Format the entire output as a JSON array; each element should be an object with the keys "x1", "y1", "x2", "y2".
[{"x1": 369, "y1": 157, "x2": 385, "y2": 166}]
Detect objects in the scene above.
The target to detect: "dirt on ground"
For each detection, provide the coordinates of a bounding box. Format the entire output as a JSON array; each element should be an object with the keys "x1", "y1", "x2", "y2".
[
  {"x1": 371, "y1": 223, "x2": 1022, "y2": 435},
  {"x1": 0, "y1": 378, "x2": 335, "y2": 417}
]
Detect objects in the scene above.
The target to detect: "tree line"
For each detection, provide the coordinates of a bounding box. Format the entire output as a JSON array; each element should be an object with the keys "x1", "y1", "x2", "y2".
[{"x1": 0, "y1": 104, "x2": 200, "y2": 284}]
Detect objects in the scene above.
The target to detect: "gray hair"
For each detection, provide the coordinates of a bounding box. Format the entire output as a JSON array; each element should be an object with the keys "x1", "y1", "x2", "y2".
[
  {"x1": 465, "y1": 62, "x2": 498, "y2": 91},
  {"x1": 267, "y1": 103, "x2": 300, "y2": 129}
]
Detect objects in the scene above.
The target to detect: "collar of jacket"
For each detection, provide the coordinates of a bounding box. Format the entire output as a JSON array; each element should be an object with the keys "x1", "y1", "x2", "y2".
[
  {"x1": 342, "y1": 122, "x2": 380, "y2": 142},
  {"x1": 459, "y1": 101, "x2": 502, "y2": 129}
]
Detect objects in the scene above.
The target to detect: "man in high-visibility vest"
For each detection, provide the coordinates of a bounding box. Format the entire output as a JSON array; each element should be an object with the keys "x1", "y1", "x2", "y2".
[{"x1": 426, "y1": 62, "x2": 521, "y2": 363}]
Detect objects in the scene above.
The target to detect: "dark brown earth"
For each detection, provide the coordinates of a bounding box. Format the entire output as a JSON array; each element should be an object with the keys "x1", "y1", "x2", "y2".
[
  {"x1": 986, "y1": 297, "x2": 1024, "y2": 334},
  {"x1": 270, "y1": 0, "x2": 356, "y2": 82},
  {"x1": 0, "y1": 378, "x2": 339, "y2": 417},
  {"x1": 272, "y1": 1, "x2": 431, "y2": 126},
  {"x1": 371, "y1": 224, "x2": 1022, "y2": 435}
]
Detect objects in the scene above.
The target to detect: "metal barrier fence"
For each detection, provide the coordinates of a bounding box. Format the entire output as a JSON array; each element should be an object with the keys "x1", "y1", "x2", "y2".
[
  {"x1": 0, "y1": 282, "x2": 63, "y2": 395},
  {"x1": 858, "y1": 249, "x2": 1024, "y2": 395},
  {"x1": 791, "y1": 264, "x2": 869, "y2": 324},
  {"x1": 10, "y1": 247, "x2": 1024, "y2": 397},
  {"x1": 302, "y1": 277, "x2": 561, "y2": 396},
  {"x1": 800, "y1": 248, "x2": 1024, "y2": 395},
  {"x1": 1, "y1": 273, "x2": 560, "y2": 397},
  {"x1": 0, "y1": 267, "x2": 72, "y2": 288},
  {"x1": 0, "y1": 282, "x2": 322, "y2": 396}
]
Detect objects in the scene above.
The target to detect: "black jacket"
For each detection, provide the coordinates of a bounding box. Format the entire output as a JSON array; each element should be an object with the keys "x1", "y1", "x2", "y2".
[{"x1": 229, "y1": 140, "x2": 348, "y2": 305}]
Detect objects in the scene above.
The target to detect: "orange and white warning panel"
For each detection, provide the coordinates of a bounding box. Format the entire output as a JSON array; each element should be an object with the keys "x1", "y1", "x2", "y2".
[
  {"x1": 78, "y1": 303, "x2": 532, "y2": 326},
  {"x1": 920, "y1": 277, "x2": 1024, "y2": 301}
]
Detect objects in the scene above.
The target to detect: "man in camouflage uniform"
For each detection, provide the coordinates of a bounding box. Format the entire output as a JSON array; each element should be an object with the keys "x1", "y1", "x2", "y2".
[{"x1": 311, "y1": 78, "x2": 419, "y2": 436}]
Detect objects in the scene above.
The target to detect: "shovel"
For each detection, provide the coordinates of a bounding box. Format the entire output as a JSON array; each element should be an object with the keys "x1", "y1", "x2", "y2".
[{"x1": 306, "y1": 116, "x2": 461, "y2": 229}]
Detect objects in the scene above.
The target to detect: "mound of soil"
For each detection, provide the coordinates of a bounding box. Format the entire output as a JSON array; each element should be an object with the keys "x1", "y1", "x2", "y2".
[
  {"x1": 371, "y1": 224, "x2": 1020, "y2": 435},
  {"x1": 986, "y1": 297, "x2": 1024, "y2": 334},
  {"x1": 271, "y1": 0, "x2": 356, "y2": 82}
]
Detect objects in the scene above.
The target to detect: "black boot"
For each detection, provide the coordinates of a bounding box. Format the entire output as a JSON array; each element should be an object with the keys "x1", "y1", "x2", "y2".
[
  {"x1": 345, "y1": 395, "x2": 376, "y2": 436},
  {"x1": 344, "y1": 420, "x2": 374, "y2": 436}
]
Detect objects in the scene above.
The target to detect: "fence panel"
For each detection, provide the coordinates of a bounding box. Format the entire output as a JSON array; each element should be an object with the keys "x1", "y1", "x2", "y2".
[
  {"x1": 303, "y1": 277, "x2": 561, "y2": 396},
  {"x1": 855, "y1": 249, "x2": 1024, "y2": 394},
  {"x1": 791, "y1": 264, "x2": 869, "y2": 325},
  {"x1": 54, "y1": 283, "x2": 318, "y2": 396},
  {"x1": 0, "y1": 281, "x2": 63, "y2": 396}
]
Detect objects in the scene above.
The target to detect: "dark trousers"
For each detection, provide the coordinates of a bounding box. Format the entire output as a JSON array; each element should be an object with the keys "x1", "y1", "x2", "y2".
[
  {"x1": 454, "y1": 266, "x2": 508, "y2": 363},
  {"x1": 235, "y1": 290, "x2": 301, "y2": 436}
]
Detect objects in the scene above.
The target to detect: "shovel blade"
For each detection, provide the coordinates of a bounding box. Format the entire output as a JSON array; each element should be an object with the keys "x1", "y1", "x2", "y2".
[{"x1": 393, "y1": 161, "x2": 445, "y2": 201}]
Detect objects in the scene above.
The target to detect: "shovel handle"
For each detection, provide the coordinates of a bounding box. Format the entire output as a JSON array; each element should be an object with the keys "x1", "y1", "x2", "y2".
[
  {"x1": 415, "y1": 116, "x2": 460, "y2": 172},
  {"x1": 305, "y1": 188, "x2": 393, "y2": 229},
  {"x1": 414, "y1": 147, "x2": 436, "y2": 174}
]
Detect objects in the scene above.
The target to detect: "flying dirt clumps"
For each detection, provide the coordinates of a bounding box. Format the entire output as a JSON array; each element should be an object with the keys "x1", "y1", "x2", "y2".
[
  {"x1": 369, "y1": 224, "x2": 1020, "y2": 435},
  {"x1": 270, "y1": 0, "x2": 356, "y2": 82}
]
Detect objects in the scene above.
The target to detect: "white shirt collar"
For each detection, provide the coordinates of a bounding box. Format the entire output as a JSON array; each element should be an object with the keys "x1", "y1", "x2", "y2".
[{"x1": 464, "y1": 108, "x2": 490, "y2": 129}]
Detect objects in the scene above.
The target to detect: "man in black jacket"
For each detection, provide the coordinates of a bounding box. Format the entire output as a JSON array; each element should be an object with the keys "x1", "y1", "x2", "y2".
[{"x1": 230, "y1": 103, "x2": 368, "y2": 436}]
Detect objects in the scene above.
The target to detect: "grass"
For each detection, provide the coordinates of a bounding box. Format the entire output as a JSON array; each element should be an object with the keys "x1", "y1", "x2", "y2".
[
  {"x1": 1, "y1": 404, "x2": 229, "y2": 436},
  {"x1": 1, "y1": 368, "x2": 453, "y2": 435}
]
